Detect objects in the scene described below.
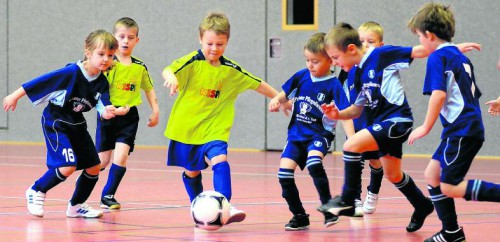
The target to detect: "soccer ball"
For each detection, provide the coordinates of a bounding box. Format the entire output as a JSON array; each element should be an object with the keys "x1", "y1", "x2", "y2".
[{"x1": 191, "y1": 190, "x2": 230, "y2": 231}]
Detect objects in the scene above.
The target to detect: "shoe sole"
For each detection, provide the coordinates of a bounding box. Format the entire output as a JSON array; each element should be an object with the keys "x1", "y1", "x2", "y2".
[
  {"x1": 285, "y1": 225, "x2": 309, "y2": 231},
  {"x1": 26, "y1": 191, "x2": 44, "y2": 218},
  {"x1": 324, "y1": 219, "x2": 340, "y2": 228},
  {"x1": 226, "y1": 213, "x2": 246, "y2": 224},
  {"x1": 66, "y1": 213, "x2": 103, "y2": 218},
  {"x1": 100, "y1": 203, "x2": 121, "y2": 210}
]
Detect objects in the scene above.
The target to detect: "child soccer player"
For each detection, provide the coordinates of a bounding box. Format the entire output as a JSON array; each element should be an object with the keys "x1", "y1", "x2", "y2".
[
  {"x1": 268, "y1": 32, "x2": 354, "y2": 230},
  {"x1": 318, "y1": 22, "x2": 436, "y2": 233},
  {"x1": 407, "y1": 3, "x2": 500, "y2": 241},
  {"x1": 97, "y1": 17, "x2": 160, "y2": 210},
  {"x1": 2, "y1": 29, "x2": 120, "y2": 218},
  {"x1": 162, "y1": 12, "x2": 279, "y2": 225}
]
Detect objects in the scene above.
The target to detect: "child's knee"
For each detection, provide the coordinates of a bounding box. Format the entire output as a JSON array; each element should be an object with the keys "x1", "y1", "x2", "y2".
[{"x1": 59, "y1": 166, "x2": 77, "y2": 177}]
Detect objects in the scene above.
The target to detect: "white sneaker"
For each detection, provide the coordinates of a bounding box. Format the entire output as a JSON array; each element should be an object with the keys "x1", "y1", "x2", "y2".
[
  {"x1": 66, "y1": 202, "x2": 103, "y2": 218},
  {"x1": 363, "y1": 191, "x2": 379, "y2": 214},
  {"x1": 226, "y1": 205, "x2": 246, "y2": 224},
  {"x1": 353, "y1": 199, "x2": 364, "y2": 217},
  {"x1": 26, "y1": 187, "x2": 45, "y2": 218}
]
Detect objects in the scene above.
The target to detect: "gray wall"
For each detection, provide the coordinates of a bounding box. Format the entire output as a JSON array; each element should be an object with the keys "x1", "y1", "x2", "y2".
[{"x1": 1, "y1": 0, "x2": 499, "y2": 156}]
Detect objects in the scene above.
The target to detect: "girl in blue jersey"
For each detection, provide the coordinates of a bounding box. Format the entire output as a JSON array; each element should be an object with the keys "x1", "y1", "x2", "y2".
[
  {"x1": 2, "y1": 29, "x2": 123, "y2": 218},
  {"x1": 408, "y1": 3, "x2": 500, "y2": 242},
  {"x1": 269, "y1": 32, "x2": 354, "y2": 230}
]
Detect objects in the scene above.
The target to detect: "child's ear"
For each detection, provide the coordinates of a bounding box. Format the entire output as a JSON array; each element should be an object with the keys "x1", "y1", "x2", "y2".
[{"x1": 347, "y1": 44, "x2": 357, "y2": 53}]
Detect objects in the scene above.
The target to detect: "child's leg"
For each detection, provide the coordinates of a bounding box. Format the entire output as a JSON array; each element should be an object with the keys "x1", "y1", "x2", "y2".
[
  {"x1": 183, "y1": 170, "x2": 203, "y2": 202},
  {"x1": 212, "y1": 157, "x2": 231, "y2": 201},
  {"x1": 278, "y1": 159, "x2": 305, "y2": 215},
  {"x1": 463, "y1": 180, "x2": 500, "y2": 201},
  {"x1": 69, "y1": 165, "x2": 100, "y2": 205},
  {"x1": 98, "y1": 150, "x2": 112, "y2": 170},
  {"x1": 367, "y1": 159, "x2": 383, "y2": 194},
  {"x1": 306, "y1": 153, "x2": 331, "y2": 205},
  {"x1": 33, "y1": 168, "x2": 68, "y2": 193},
  {"x1": 101, "y1": 143, "x2": 130, "y2": 198}
]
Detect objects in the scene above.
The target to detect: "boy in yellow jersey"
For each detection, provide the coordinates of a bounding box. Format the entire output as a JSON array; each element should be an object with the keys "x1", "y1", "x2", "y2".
[
  {"x1": 96, "y1": 17, "x2": 160, "y2": 209},
  {"x1": 163, "y1": 12, "x2": 278, "y2": 226}
]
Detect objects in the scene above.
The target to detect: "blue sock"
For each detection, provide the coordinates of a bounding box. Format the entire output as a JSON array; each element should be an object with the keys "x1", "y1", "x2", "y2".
[
  {"x1": 70, "y1": 171, "x2": 99, "y2": 205},
  {"x1": 428, "y1": 185, "x2": 459, "y2": 231},
  {"x1": 182, "y1": 172, "x2": 203, "y2": 202},
  {"x1": 33, "y1": 168, "x2": 67, "y2": 193},
  {"x1": 394, "y1": 172, "x2": 427, "y2": 209},
  {"x1": 213, "y1": 161, "x2": 232, "y2": 201},
  {"x1": 101, "y1": 163, "x2": 126, "y2": 198},
  {"x1": 278, "y1": 168, "x2": 305, "y2": 215},
  {"x1": 465, "y1": 179, "x2": 500, "y2": 201},
  {"x1": 341, "y1": 151, "x2": 362, "y2": 204},
  {"x1": 368, "y1": 165, "x2": 384, "y2": 194},
  {"x1": 306, "y1": 156, "x2": 331, "y2": 204}
]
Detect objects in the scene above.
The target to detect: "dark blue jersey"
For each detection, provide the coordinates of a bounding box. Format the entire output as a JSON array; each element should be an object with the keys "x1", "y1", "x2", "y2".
[
  {"x1": 341, "y1": 67, "x2": 367, "y2": 131},
  {"x1": 423, "y1": 43, "x2": 484, "y2": 140},
  {"x1": 354, "y1": 46, "x2": 414, "y2": 125},
  {"x1": 22, "y1": 62, "x2": 111, "y2": 124},
  {"x1": 283, "y1": 68, "x2": 349, "y2": 142}
]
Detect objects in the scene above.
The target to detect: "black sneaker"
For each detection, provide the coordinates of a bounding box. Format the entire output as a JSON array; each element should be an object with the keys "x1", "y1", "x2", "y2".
[
  {"x1": 406, "y1": 197, "x2": 434, "y2": 232},
  {"x1": 285, "y1": 213, "x2": 310, "y2": 231},
  {"x1": 100, "y1": 195, "x2": 121, "y2": 210},
  {"x1": 424, "y1": 227, "x2": 466, "y2": 242},
  {"x1": 317, "y1": 195, "x2": 355, "y2": 217},
  {"x1": 323, "y1": 212, "x2": 340, "y2": 228}
]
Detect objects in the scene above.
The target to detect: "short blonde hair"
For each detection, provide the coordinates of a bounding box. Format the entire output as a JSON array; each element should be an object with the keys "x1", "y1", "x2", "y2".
[
  {"x1": 325, "y1": 22, "x2": 362, "y2": 52},
  {"x1": 199, "y1": 12, "x2": 230, "y2": 39},
  {"x1": 114, "y1": 17, "x2": 139, "y2": 36},
  {"x1": 83, "y1": 29, "x2": 118, "y2": 60},
  {"x1": 358, "y1": 21, "x2": 384, "y2": 42}
]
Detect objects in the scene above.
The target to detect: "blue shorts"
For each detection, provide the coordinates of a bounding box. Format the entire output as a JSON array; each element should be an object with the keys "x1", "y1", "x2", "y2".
[
  {"x1": 432, "y1": 137, "x2": 483, "y2": 185},
  {"x1": 167, "y1": 140, "x2": 228, "y2": 171},
  {"x1": 42, "y1": 117, "x2": 100, "y2": 170},
  {"x1": 366, "y1": 120, "x2": 413, "y2": 159},
  {"x1": 96, "y1": 106, "x2": 139, "y2": 153},
  {"x1": 281, "y1": 136, "x2": 331, "y2": 170}
]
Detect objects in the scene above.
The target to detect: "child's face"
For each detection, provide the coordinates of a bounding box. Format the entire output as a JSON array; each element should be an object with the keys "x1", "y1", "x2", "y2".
[
  {"x1": 358, "y1": 30, "x2": 383, "y2": 49},
  {"x1": 114, "y1": 25, "x2": 139, "y2": 56},
  {"x1": 85, "y1": 43, "x2": 116, "y2": 72},
  {"x1": 416, "y1": 30, "x2": 435, "y2": 53},
  {"x1": 304, "y1": 49, "x2": 332, "y2": 78},
  {"x1": 199, "y1": 30, "x2": 228, "y2": 64},
  {"x1": 326, "y1": 45, "x2": 357, "y2": 72}
]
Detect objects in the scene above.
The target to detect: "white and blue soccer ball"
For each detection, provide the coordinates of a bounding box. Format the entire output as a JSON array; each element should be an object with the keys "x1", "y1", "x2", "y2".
[{"x1": 190, "y1": 190, "x2": 230, "y2": 231}]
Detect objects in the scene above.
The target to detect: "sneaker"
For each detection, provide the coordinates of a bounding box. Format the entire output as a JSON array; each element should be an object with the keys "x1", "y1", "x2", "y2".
[
  {"x1": 323, "y1": 212, "x2": 340, "y2": 228},
  {"x1": 226, "y1": 205, "x2": 246, "y2": 224},
  {"x1": 424, "y1": 227, "x2": 466, "y2": 242},
  {"x1": 317, "y1": 195, "x2": 355, "y2": 217},
  {"x1": 406, "y1": 197, "x2": 434, "y2": 232},
  {"x1": 26, "y1": 187, "x2": 45, "y2": 218},
  {"x1": 353, "y1": 199, "x2": 364, "y2": 217},
  {"x1": 100, "y1": 195, "x2": 121, "y2": 210},
  {"x1": 363, "y1": 191, "x2": 379, "y2": 214},
  {"x1": 285, "y1": 213, "x2": 310, "y2": 231},
  {"x1": 66, "y1": 202, "x2": 103, "y2": 218}
]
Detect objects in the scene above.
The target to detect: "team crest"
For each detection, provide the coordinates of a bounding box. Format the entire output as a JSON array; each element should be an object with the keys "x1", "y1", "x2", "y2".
[
  {"x1": 94, "y1": 92, "x2": 101, "y2": 100},
  {"x1": 314, "y1": 141, "x2": 322, "y2": 147},
  {"x1": 299, "y1": 102, "x2": 312, "y2": 115},
  {"x1": 317, "y1": 93, "x2": 325, "y2": 102},
  {"x1": 373, "y1": 124, "x2": 382, "y2": 131},
  {"x1": 368, "y1": 70, "x2": 375, "y2": 79}
]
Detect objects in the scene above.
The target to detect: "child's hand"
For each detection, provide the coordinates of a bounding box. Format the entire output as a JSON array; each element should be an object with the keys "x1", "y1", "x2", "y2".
[
  {"x1": 147, "y1": 112, "x2": 159, "y2": 127},
  {"x1": 485, "y1": 96, "x2": 500, "y2": 116},
  {"x1": 268, "y1": 98, "x2": 281, "y2": 112},
  {"x1": 115, "y1": 105, "x2": 130, "y2": 116},
  {"x1": 2, "y1": 94, "x2": 18, "y2": 112},
  {"x1": 281, "y1": 100, "x2": 293, "y2": 116},
  {"x1": 101, "y1": 105, "x2": 116, "y2": 120},
  {"x1": 321, "y1": 102, "x2": 339, "y2": 119},
  {"x1": 457, "y1": 42, "x2": 481, "y2": 53},
  {"x1": 163, "y1": 77, "x2": 179, "y2": 96},
  {"x1": 408, "y1": 125, "x2": 430, "y2": 145}
]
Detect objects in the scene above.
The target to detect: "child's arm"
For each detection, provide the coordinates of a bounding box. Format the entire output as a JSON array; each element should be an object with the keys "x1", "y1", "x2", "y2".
[
  {"x1": 3, "y1": 87, "x2": 26, "y2": 112},
  {"x1": 485, "y1": 96, "x2": 500, "y2": 116},
  {"x1": 411, "y1": 43, "x2": 481, "y2": 58},
  {"x1": 340, "y1": 119, "x2": 355, "y2": 138},
  {"x1": 255, "y1": 81, "x2": 279, "y2": 99},
  {"x1": 145, "y1": 89, "x2": 160, "y2": 127},
  {"x1": 162, "y1": 69, "x2": 179, "y2": 96},
  {"x1": 321, "y1": 102, "x2": 363, "y2": 120},
  {"x1": 268, "y1": 91, "x2": 287, "y2": 112},
  {"x1": 408, "y1": 90, "x2": 446, "y2": 144}
]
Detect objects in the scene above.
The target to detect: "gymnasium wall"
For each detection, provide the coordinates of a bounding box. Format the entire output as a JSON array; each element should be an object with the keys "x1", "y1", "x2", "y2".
[{"x1": 0, "y1": 0, "x2": 499, "y2": 156}]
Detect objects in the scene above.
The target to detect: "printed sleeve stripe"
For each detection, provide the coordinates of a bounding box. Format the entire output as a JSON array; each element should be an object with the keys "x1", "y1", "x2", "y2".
[
  {"x1": 221, "y1": 57, "x2": 262, "y2": 83},
  {"x1": 173, "y1": 50, "x2": 205, "y2": 75}
]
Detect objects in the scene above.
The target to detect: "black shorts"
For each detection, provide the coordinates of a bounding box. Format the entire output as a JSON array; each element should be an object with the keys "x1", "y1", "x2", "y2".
[
  {"x1": 366, "y1": 120, "x2": 413, "y2": 159},
  {"x1": 95, "y1": 106, "x2": 139, "y2": 153}
]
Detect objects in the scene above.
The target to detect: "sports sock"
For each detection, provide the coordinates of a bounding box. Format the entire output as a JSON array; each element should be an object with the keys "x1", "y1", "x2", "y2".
[
  {"x1": 394, "y1": 172, "x2": 428, "y2": 209},
  {"x1": 428, "y1": 185, "x2": 459, "y2": 231},
  {"x1": 182, "y1": 172, "x2": 203, "y2": 202},
  {"x1": 213, "y1": 161, "x2": 232, "y2": 201},
  {"x1": 278, "y1": 168, "x2": 305, "y2": 215},
  {"x1": 33, "y1": 168, "x2": 67, "y2": 193},
  {"x1": 464, "y1": 179, "x2": 500, "y2": 201},
  {"x1": 368, "y1": 165, "x2": 383, "y2": 194},
  {"x1": 341, "y1": 151, "x2": 363, "y2": 204},
  {"x1": 70, "y1": 170, "x2": 99, "y2": 205},
  {"x1": 101, "y1": 163, "x2": 126, "y2": 198},
  {"x1": 306, "y1": 156, "x2": 331, "y2": 204}
]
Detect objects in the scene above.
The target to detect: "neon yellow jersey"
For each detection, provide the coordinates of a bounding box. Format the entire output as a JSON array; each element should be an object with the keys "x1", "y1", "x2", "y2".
[
  {"x1": 164, "y1": 50, "x2": 262, "y2": 144},
  {"x1": 105, "y1": 56, "x2": 154, "y2": 107}
]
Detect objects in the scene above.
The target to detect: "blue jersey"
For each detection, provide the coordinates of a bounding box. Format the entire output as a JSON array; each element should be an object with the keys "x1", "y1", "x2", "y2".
[
  {"x1": 423, "y1": 43, "x2": 484, "y2": 140},
  {"x1": 341, "y1": 67, "x2": 367, "y2": 131},
  {"x1": 22, "y1": 62, "x2": 111, "y2": 124},
  {"x1": 283, "y1": 68, "x2": 349, "y2": 142},
  {"x1": 354, "y1": 46, "x2": 413, "y2": 125}
]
